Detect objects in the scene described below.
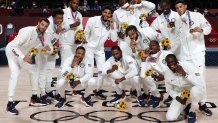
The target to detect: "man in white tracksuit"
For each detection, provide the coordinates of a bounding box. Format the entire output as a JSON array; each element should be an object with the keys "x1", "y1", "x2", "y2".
[
  {"x1": 164, "y1": 54, "x2": 205, "y2": 123},
  {"x1": 125, "y1": 25, "x2": 163, "y2": 97},
  {"x1": 103, "y1": 46, "x2": 145, "y2": 106},
  {"x1": 5, "y1": 19, "x2": 51, "y2": 115},
  {"x1": 140, "y1": 41, "x2": 172, "y2": 108},
  {"x1": 61, "y1": 0, "x2": 83, "y2": 66},
  {"x1": 55, "y1": 47, "x2": 96, "y2": 108},
  {"x1": 151, "y1": 0, "x2": 181, "y2": 53},
  {"x1": 113, "y1": 0, "x2": 155, "y2": 56},
  {"x1": 175, "y1": 0, "x2": 212, "y2": 116},
  {"x1": 84, "y1": 6, "x2": 117, "y2": 100},
  {"x1": 113, "y1": 0, "x2": 137, "y2": 56},
  {"x1": 38, "y1": 9, "x2": 68, "y2": 103}
]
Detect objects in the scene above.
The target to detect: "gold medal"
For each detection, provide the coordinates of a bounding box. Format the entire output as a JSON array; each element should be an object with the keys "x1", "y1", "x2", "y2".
[
  {"x1": 115, "y1": 61, "x2": 121, "y2": 68},
  {"x1": 167, "y1": 23, "x2": 171, "y2": 28}
]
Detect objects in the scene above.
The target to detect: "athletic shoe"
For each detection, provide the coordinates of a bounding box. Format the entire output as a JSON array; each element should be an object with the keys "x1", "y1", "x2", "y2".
[
  {"x1": 55, "y1": 97, "x2": 65, "y2": 108},
  {"x1": 130, "y1": 89, "x2": 137, "y2": 98},
  {"x1": 6, "y1": 102, "x2": 19, "y2": 115},
  {"x1": 188, "y1": 112, "x2": 197, "y2": 123},
  {"x1": 81, "y1": 95, "x2": 93, "y2": 107},
  {"x1": 29, "y1": 96, "x2": 43, "y2": 106},
  {"x1": 94, "y1": 89, "x2": 107, "y2": 100},
  {"x1": 199, "y1": 103, "x2": 213, "y2": 116},
  {"x1": 137, "y1": 95, "x2": 145, "y2": 107}
]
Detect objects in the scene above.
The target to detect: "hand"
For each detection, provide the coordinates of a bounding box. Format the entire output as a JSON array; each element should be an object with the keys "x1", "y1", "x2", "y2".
[
  {"x1": 43, "y1": 45, "x2": 51, "y2": 51},
  {"x1": 72, "y1": 80, "x2": 80, "y2": 89},
  {"x1": 70, "y1": 19, "x2": 81, "y2": 28},
  {"x1": 115, "y1": 77, "x2": 126, "y2": 84},
  {"x1": 71, "y1": 57, "x2": 80, "y2": 68},
  {"x1": 176, "y1": 96, "x2": 187, "y2": 105},
  {"x1": 117, "y1": 32, "x2": 125, "y2": 39},
  {"x1": 152, "y1": 72, "x2": 164, "y2": 81},
  {"x1": 112, "y1": 64, "x2": 118, "y2": 71},
  {"x1": 130, "y1": 40, "x2": 136, "y2": 53},
  {"x1": 56, "y1": 24, "x2": 62, "y2": 34},
  {"x1": 107, "y1": 18, "x2": 114, "y2": 29},
  {"x1": 23, "y1": 56, "x2": 32, "y2": 64},
  {"x1": 193, "y1": 27, "x2": 203, "y2": 33},
  {"x1": 141, "y1": 49, "x2": 150, "y2": 61}
]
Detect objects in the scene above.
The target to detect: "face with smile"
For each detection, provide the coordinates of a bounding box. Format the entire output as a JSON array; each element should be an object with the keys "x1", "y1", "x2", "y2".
[
  {"x1": 37, "y1": 20, "x2": 49, "y2": 34},
  {"x1": 160, "y1": 1, "x2": 171, "y2": 15},
  {"x1": 166, "y1": 55, "x2": 179, "y2": 73},
  {"x1": 102, "y1": 8, "x2": 112, "y2": 21}
]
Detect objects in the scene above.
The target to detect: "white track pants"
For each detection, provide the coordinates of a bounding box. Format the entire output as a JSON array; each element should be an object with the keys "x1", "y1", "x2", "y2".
[
  {"x1": 6, "y1": 48, "x2": 39, "y2": 101},
  {"x1": 105, "y1": 71, "x2": 142, "y2": 96},
  {"x1": 56, "y1": 77, "x2": 97, "y2": 98},
  {"x1": 86, "y1": 48, "x2": 106, "y2": 91},
  {"x1": 166, "y1": 86, "x2": 204, "y2": 121}
]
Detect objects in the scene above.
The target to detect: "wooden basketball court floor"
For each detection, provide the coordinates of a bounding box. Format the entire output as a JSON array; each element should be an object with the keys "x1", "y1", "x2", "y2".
[{"x1": 0, "y1": 66, "x2": 217, "y2": 123}]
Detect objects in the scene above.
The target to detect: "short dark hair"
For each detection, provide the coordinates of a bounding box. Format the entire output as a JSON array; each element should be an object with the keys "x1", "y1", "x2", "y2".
[
  {"x1": 52, "y1": 9, "x2": 64, "y2": 17},
  {"x1": 150, "y1": 40, "x2": 159, "y2": 46},
  {"x1": 76, "y1": 46, "x2": 86, "y2": 52},
  {"x1": 125, "y1": 25, "x2": 138, "y2": 37},
  {"x1": 159, "y1": 0, "x2": 170, "y2": 6},
  {"x1": 102, "y1": 5, "x2": 114, "y2": 14},
  {"x1": 166, "y1": 54, "x2": 178, "y2": 62},
  {"x1": 175, "y1": 0, "x2": 187, "y2": 5},
  {"x1": 39, "y1": 18, "x2": 50, "y2": 25},
  {"x1": 111, "y1": 46, "x2": 122, "y2": 52}
]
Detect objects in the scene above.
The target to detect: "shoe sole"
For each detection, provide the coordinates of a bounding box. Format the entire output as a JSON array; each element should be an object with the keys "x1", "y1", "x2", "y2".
[
  {"x1": 199, "y1": 110, "x2": 212, "y2": 116},
  {"x1": 94, "y1": 95, "x2": 106, "y2": 100},
  {"x1": 55, "y1": 103, "x2": 65, "y2": 108},
  {"x1": 29, "y1": 103, "x2": 47, "y2": 107},
  {"x1": 6, "y1": 110, "x2": 18, "y2": 115}
]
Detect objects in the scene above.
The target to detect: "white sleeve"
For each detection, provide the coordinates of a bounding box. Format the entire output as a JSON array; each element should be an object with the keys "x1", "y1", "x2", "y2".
[
  {"x1": 134, "y1": 1, "x2": 155, "y2": 13},
  {"x1": 169, "y1": 29, "x2": 181, "y2": 53},
  {"x1": 198, "y1": 13, "x2": 211, "y2": 35},
  {"x1": 44, "y1": 34, "x2": 54, "y2": 54},
  {"x1": 80, "y1": 61, "x2": 94, "y2": 83},
  {"x1": 184, "y1": 65, "x2": 204, "y2": 89},
  {"x1": 152, "y1": 29, "x2": 164, "y2": 42},
  {"x1": 102, "y1": 58, "x2": 113, "y2": 75},
  {"x1": 84, "y1": 18, "x2": 92, "y2": 42},
  {"x1": 60, "y1": 56, "x2": 73, "y2": 75},
  {"x1": 77, "y1": 13, "x2": 83, "y2": 30},
  {"x1": 125, "y1": 56, "x2": 138, "y2": 79},
  {"x1": 8, "y1": 29, "x2": 31, "y2": 60},
  {"x1": 113, "y1": 12, "x2": 120, "y2": 33},
  {"x1": 140, "y1": 61, "x2": 146, "y2": 78},
  {"x1": 110, "y1": 23, "x2": 118, "y2": 42},
  {"x1": 150, "y1": 18, "x2": 160, "y2": 31}
]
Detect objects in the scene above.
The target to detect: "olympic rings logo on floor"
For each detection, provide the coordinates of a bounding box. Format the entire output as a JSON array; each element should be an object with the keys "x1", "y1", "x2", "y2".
[{"x1": 30, "y1": 109, "x2": 185, "y2": 123}]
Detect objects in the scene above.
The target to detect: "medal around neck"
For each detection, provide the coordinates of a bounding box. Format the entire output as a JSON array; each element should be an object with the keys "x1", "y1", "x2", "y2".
[{"x1": 167, "y1": 18, "x2": 176, "y2": 28}]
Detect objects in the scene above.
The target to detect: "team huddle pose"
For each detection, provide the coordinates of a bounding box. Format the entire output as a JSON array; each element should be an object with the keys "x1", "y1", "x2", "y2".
[{"x1": 5, "y1": 0, "x2": 213, "y2": 123}]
